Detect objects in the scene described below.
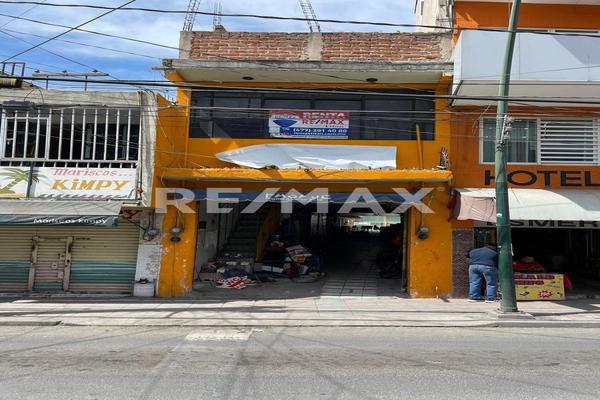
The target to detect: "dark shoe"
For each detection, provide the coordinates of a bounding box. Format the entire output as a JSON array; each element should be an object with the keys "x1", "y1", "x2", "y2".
[{"x1": 468, "y1": 298, "x2": 483, "y2": 302}]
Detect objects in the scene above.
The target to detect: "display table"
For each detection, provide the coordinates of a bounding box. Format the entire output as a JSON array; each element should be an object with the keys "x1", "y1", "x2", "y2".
[{"x1": 514, "y1": 273, "x2": 565, "y2": 301}]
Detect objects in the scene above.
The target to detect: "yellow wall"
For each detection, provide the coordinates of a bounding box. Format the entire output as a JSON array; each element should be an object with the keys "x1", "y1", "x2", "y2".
[
  {"x1": 157, "y1": 203, "x2": 198, "y2": 297},
  {"x1": 450, "y1": 108, "x2": 600, "y2": 190},
  {"x1": 154, "y1": 79, "x2": 454, "y2": 298},
  {"x1": 407, "y1": 190, "x2": 452, "y2": 298}
]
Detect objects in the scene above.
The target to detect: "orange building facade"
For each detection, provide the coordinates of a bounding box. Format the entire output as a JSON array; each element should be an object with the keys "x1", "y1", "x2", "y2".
[
  {"x1": 447, "y1": 1, "x2": 600, "y2": 296},
  {"x1": 154, "y1": 31, "x2": 457, "y2": 298}
]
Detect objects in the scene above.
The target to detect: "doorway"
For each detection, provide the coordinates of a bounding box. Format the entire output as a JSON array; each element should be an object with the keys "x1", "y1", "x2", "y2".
[{"x1": 30, "y1": 236, "x2": 73, "y2": 292}]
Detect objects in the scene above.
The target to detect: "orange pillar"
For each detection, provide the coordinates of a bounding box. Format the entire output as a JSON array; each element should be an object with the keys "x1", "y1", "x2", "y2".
[
  {"x1": 407, "y1": 189, "x2": 453, "y2": 298},
  {"x1": 157, "y1": 203, "x2": 198, "y2": 297}
]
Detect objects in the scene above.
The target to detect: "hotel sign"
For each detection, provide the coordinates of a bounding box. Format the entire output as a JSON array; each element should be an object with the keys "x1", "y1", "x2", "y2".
[{"x1": 484, "y1": 169, "x2": 600, "y2": 187}]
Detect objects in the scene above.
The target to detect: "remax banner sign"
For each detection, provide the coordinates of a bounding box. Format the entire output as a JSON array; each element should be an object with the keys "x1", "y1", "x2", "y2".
[{"x1": 269, "y1": 110, "x2": 350, "y2": 139}]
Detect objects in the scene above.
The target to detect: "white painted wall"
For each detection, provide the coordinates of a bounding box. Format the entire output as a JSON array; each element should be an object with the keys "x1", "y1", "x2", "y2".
[
  {"x1": 415, "y1": 0, "x2": 452, "y2": 32},
  {"x1": 454, "y1": 30, "x2": 600, "y2": 84},
  {"x1": 134, "y1": 212, "x2": 163, "y2": 284}
]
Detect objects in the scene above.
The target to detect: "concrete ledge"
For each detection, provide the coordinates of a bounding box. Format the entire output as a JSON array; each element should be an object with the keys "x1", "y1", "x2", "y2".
[{"x1": 487, "y1": 310, "x2": 536, "y2": 320}]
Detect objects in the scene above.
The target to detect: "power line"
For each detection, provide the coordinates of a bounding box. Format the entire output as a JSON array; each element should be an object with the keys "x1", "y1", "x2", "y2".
[
  {"x1": 0, "y1": 0, "x2": 45, "y2": 28},
  {"x1": 1, "y1": 28, "x2": 159, "y2": 60},
  {"x1": 0, "y1": 12, "x2": 382, "y2": 85},
  {"x1": 3, "y1": 1, "x2": 600, "y2": 38},
  {"x1": 2, "y1": 10, "x2": 599, "y2": 86},
  {"x1": 10, "y1": 76, "x2": 600, "y2": 105},
  {"x1": 0, "y1": 28, "x2": 107, "y2": 71},
  {"x1": 1, "y1": 0, "x2": 137, "y2": 63}
]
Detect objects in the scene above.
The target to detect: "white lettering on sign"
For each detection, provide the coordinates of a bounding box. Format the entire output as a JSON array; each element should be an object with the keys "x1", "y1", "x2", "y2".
[{"x1": 475, "y1": 220, "x2": 600, "y2": 229}]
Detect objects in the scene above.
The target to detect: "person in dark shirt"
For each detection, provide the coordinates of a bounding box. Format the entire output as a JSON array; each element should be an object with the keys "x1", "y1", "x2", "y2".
[{"x1": 467, "y1": 243, "x2": 498, "y2": 302}]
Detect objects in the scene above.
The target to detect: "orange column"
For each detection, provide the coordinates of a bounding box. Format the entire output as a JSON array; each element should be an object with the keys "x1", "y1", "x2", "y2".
[
  {"x1": 157, "y1": 203, "x2": 198, "y2": 297},
  {"x1": 407, "y1": 189, "x2": 453, "y2": 298}
]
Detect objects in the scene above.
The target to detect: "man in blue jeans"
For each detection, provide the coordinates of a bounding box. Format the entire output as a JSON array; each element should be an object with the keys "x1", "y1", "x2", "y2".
[{"x1": 467, "y1": 243, "x2": 499, "y2": 303}]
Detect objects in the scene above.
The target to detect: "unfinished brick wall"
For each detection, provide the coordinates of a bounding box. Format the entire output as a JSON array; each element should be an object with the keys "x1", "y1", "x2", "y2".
[
  {"x1": 452, "y1": 228, "x2": 474, "y2": 298},
  {"x1": 189, "y1": 31, "x2": 309, "y2": 61},
  {"x1": 188, "y1": 31, "x2": 448, "y2": 63},
  {"x1": 321, "y1": 33, "x2": 444, "y2": 62}
]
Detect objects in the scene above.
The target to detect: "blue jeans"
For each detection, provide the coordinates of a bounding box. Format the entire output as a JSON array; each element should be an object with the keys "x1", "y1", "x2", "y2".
[{"x1": 469, "y1": 264, "x2": 498, "y2": 301}]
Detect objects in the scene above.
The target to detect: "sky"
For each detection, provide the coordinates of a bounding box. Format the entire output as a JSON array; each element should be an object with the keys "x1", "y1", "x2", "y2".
[{"x1": 0, "y1": 0, "x2": 416, "y2": 95}]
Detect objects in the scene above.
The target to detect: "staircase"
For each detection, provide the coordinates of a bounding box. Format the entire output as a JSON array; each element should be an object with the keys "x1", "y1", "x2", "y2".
[{"x1": 219, "y1": 206, "x2": 272, "y2": 259}]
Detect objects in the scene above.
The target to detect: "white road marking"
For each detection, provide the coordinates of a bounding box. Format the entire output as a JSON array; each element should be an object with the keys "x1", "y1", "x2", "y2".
[{"x1": 185, "y1": 328, "x2": 260, "y2": 341}]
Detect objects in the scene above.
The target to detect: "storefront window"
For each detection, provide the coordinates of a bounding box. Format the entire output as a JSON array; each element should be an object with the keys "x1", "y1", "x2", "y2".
[
  {"x1": 481, "y1": 119, "x2": 537, "y2": 163},
  {"x1": 189, "y1": 91, "x2": 435, "y2": 140}
]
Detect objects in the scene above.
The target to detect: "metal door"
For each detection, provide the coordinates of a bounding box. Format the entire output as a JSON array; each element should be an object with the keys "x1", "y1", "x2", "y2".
[{"x1": 30, "y1": 236, "x2": 73, "y2": 292}]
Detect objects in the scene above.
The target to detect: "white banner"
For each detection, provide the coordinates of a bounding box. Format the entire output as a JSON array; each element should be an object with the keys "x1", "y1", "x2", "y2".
[{"x1": 0, "y1": 167, "x2": 137, "y2": 200}]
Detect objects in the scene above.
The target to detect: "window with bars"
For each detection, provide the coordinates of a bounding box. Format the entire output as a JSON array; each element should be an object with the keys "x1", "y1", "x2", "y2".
[
  {"x1": 481, "y1": 118, "x2": 600, "y2": 165},
  {"x1": 0, "y1": 107, "x2": 141, "y2": 167}
]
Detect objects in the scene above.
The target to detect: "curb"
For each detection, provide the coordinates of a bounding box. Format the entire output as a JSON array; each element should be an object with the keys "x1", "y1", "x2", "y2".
[
  {"x1": 0, "y1": 319, "x2": 599, "y2": 328},
  {"x1": 0, "y1": 320, "x2": 61, "y2": 326}
]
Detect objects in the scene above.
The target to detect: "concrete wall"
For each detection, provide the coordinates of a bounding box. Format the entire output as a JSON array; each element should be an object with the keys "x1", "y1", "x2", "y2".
[
  {"x1": 134, "y1": 212, "x2": 163, "y2": 284},
  {"x1": 415, "y1": 0, "x2": 452, "y2": 32},
  {"x1": 451, "y1": 227, "x2": 473, "y2": 298}
]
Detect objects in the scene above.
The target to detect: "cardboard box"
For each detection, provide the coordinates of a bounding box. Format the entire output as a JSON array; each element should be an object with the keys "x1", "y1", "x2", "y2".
[{"x1": 261, "y1": 265, "x2": 284, "y2": 274}]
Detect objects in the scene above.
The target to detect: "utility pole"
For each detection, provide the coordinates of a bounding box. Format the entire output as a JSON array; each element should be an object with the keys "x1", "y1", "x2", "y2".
[{"x1": 495, "y1": 0, "x2": 521, "y2": 313}]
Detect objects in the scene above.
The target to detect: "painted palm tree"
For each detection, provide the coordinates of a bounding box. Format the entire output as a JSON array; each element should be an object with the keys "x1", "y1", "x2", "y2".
[{"x1": 0, "y1": 168, "x2": 43, "y2": 195}]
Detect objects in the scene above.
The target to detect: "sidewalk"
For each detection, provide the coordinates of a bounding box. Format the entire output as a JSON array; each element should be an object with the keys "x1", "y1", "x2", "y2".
[{"x1": 2, "y1": 295, "x2": 600, "y2": 327}]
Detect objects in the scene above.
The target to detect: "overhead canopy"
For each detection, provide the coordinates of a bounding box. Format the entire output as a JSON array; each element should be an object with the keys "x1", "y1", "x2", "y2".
[
  {"x1": 216, "y1": 144, "x2": 397, "y2": 170},
  {"x1": 0, "y1": 200, "x2": 122, "y2": 226},
  {"x1": 455, "y1": 189, "x2": 600, "y2": 223},
  {"x1": 161, "y1": 167, "x2": 453, "y2": 184}
]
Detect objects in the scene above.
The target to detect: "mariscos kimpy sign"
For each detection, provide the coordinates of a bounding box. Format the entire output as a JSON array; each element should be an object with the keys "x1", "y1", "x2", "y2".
[
  {"x1": 269, "y1": 110, "x2": 350, "y2": 139},
  {"x1": 0, "y1": 167, "x2": 137, "y2": 200}
]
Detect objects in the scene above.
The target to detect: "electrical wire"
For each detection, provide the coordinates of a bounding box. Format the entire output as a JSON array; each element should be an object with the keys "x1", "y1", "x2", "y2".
[
  {"x1": 1, "y1": 27, "x2": 160, "y2": 60},
  {"x1": 9, "y1": 76, "x2": 600, "y2": 106},
  {"x1": 0, "y1": 28, "x2": 110, "y2": 71},
  {"x1": 3, "y1": 1, "x2": 600, "y2": 39},
  {"x1": 2, "y1": 10, "x2": 599, "y2": 87},
  {"x1": 0, "y1": 0, "x2": 44, "y2": 28},
  {"x1": 1, "y1": 0, "x2": 137, "y2": 62}
]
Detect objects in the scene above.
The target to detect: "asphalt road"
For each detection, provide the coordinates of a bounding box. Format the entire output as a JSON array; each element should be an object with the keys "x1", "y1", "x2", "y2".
[{"x1": 1, "y1": 326, "x2": 600, "y2": 400}]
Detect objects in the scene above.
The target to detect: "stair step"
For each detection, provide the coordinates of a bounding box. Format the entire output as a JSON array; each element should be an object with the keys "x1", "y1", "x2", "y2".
[
  {"x1": 230, "y1": 232, "x2": 257, "y2": 239},
  {"x1": 223, "y1": 244, "x2": 256, "y2": 250},
  {"x1": 225, "y1": 240, "x2": 256, "y2": 247},
  {"x1": 218, "y1": 205, "x2": 272, "y2": 258}
]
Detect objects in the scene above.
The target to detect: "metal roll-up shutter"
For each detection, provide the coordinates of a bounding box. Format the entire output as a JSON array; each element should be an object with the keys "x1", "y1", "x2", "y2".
[
  {"x1": 69, "y1": 219, "x2": 140, "y2": 294},
  {"x1": 0, "y1": 227, "x2": 34, "y2": 292}
]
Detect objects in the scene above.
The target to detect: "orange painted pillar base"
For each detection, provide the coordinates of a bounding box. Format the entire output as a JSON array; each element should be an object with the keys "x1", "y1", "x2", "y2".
[
  {"x1": 157, "y1": 203, "x2": 198, "y2": 297},
  {"x1": 407, "y1": 190, "x2": 452, "y2": 298}
]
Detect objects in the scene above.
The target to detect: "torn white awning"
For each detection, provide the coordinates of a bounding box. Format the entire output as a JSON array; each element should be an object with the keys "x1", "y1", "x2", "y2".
[
  {"x1": 455, "y1": 188, "x2": 600, "y2": 222},
  {"x1": 0, "y1": 200, "x2": 123, "y2": 226},
  {"x1": 216, "y1": 144, "x2": 397, "y2": 170}
]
